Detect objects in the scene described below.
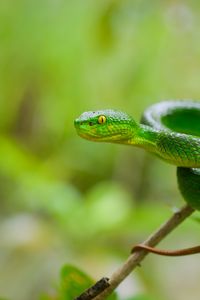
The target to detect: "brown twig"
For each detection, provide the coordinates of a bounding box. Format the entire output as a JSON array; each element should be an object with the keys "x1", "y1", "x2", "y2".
[
  {"x1": 91, "y1": 204, "x2": 195, "y2": 300},
  {"x1": 132, "y1": 244, "x2": 200, "y2": 256}
]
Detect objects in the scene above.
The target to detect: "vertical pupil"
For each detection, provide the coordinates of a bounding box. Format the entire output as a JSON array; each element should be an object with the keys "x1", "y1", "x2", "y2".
[{"x1": 99, "y1": 116, "x2": 105, "y2": 124}]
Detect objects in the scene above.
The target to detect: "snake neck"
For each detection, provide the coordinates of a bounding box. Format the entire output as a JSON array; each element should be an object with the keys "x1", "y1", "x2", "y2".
[
  {"x1": 128, "y1": 124, "x2": 200, "y2": 168},
  {"x1": 128, "y1": 124, "x2": 159, "y2": 152}
]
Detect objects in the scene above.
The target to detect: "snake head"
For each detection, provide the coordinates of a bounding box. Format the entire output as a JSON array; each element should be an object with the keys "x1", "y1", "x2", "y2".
[{"x1": 74, "y1": 109, "x2": 138, "y2": 143}]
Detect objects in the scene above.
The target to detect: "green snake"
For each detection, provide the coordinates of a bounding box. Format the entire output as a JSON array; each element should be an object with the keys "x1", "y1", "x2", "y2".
[{"x1": 74, "y1": 101, "x2": 200, "y2": 256}]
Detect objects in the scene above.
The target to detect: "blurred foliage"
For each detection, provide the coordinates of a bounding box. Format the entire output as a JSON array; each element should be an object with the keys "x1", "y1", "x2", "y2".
[{"x1": 0, "y1": 0, "x2": 200, "y2": 300}]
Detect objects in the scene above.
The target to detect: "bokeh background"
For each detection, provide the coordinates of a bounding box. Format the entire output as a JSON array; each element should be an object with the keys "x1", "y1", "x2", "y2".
[{"x1": 0, "y1": 1, "x2": 200, "y2": 299}]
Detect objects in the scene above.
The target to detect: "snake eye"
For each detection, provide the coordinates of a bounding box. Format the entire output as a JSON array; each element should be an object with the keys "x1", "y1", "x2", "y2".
[{"x1": 98, "y1": 115, "x2": 106, "y2": 124}]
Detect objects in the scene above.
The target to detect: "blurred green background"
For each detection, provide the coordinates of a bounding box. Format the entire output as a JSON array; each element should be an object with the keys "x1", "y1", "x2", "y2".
[{"x1": 0, "y1": 1, "x2": 200, "y2": 299}]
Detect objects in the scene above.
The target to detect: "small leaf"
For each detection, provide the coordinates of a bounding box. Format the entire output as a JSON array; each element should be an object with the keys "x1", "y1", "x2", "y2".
[{"x1": 59, "y1": 265, "x2": 94, "y2": 300}]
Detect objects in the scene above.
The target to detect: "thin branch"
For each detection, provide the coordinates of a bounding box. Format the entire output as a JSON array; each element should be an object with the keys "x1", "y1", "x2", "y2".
[{"x1": 92, "y1": 204, "x2": 195, "y2": 300}]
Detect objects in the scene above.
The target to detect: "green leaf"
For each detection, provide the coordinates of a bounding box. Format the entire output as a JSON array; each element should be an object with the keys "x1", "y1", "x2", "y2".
[{"x1": 59, "y1": 264, "x2": 94, "y2": 300}]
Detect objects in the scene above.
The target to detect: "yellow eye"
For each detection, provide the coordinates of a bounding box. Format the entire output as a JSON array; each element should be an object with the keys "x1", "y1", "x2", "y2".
[{"x1": 98, "y1": 115, "x2": 106, "y2": 124}]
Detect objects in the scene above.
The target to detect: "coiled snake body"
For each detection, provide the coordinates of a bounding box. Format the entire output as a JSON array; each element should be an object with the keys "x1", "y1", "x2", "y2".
[
  {"x1": 141, "y1": 101, "x2": 200, "y2": 210},
  {"x1": 74, "y1": 101, "x2": 200, "y2": 256}
]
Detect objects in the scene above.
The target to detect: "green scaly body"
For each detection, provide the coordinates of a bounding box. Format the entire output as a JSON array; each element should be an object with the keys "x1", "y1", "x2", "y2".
[{"x1": 74, "y1": 101, "x2": 200, "y2": 210}]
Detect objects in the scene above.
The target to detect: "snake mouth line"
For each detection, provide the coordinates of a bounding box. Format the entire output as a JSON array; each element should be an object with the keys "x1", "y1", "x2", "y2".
[{"x1": 76, "y1": 129, "x2": 125, "y2": 142}]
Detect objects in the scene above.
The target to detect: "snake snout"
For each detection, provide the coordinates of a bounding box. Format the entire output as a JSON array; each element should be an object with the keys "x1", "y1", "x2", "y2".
[{"x1": 74, "y1": 118, "x2": 83, "y2": 128}]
